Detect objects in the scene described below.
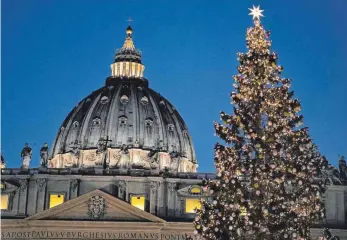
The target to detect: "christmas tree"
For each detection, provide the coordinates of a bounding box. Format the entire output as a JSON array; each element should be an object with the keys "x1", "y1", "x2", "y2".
[{"x1": 193, "y1": 6, "x2": 326, "y2": 240}]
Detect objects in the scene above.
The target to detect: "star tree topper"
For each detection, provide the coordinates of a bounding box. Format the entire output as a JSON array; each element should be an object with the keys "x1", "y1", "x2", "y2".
[{"x1": 249, "y1": 5, "x2": 264, "y2": 20}]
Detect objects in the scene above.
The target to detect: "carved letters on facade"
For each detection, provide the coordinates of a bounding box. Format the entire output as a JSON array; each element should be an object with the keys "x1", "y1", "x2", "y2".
[{"x1": 87, "y1": 196, "x2": 106, "y2": 220}]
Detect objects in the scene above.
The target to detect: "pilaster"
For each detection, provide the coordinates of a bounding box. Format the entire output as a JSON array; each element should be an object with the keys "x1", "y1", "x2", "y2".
[
  {"x1": 150, "y1": 181, "x2": 160, "y2": 215},
  {"x1": 167, "y1": 182, "x2": 177, "y2": 217},
  {"x1": 118, "y1": 180, "x2": 127, "y2": 200},
  {"x1": 18, "y1": 179, "x2": 28, "y2": 216},
  {"x1": 35, "y1": 178, "x2": 47, "y2": 213},
  {"x1": 70, "y1": 179, "x2": 79, "y2": 199}
]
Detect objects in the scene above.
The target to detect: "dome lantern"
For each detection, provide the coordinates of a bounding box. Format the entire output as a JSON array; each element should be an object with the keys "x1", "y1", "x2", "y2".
[{"x1": 110, "y1": 24, "x2": 145, "y2": 79}]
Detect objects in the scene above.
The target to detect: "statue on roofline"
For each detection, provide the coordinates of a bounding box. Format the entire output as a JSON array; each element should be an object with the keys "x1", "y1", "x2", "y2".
[
  {"x1": 338, "y1": 156, "x2": 346, "y2": 180},
  {"x1": 21, "y1": 143, "x2": 32, "y2": 169},
  {"x1": 40, "y1": 143, "x2": 49, "y2": 168}
]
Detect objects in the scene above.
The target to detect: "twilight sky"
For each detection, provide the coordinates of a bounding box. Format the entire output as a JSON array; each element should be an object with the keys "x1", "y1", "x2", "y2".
[{"x1": 2, "y1": 0, "x2": 347, "y2": 172}]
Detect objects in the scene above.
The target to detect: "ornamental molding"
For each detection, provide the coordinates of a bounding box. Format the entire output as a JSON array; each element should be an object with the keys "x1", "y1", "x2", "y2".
[
  {"x1": 167, "y1": 182, "x2": 177, "y2": 193},
  {"x1": 36, "y1": 178, "x2": 47, "y2": 192},
  {"x1": 87, "y1": 196, "x2": 106, "y2": 220},
  {"x1": 150, "y1": 181, "x2": 160, "y2": 195},
  {"x1": 19, "y1": 179, "x2": 28, "y2": 192}
]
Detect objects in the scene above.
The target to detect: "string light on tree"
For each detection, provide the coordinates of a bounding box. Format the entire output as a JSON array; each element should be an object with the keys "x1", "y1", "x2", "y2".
[{"x1": 192, "y1": 5, "x2": 327, "y2": 240}]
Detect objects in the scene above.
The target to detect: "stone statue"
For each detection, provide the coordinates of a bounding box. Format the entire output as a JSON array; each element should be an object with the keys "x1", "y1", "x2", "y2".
[
  {"x1": 40, "y1": 143, "x2": 49, "y2": 167},
  {"x1": 1, "y1": 155, "x2": 5, "y2": 169},
  {"x1": 321, "y1": 164, "x2": 342, "y2": 185},
  {"x1": 338, "y1": 156, "x2": 346, "y2": 180},
  {"x1": 21, "y1": 143, "x2": 32, "y2": 169},
  {"x1": 117, "y1": 144, "x2": 129, "y2": 168},
  {"x1": 96, "y1": 138, "x2": 106, "y2": 154},
  {"x1": 69, "y1": 140, "x2": 81, "y2": 157},
  {"x1": 148, "y1": 148, "x2": 159, "y2": 169}
]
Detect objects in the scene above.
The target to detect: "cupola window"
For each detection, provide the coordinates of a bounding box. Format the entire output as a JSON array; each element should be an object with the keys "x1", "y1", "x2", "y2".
[
  {"x1": 119, "y1": 116, "x2": 127, "y2": 125},
  {"x1": 92, "y1": 118, "x2": 101, "y2": 127},
  {"x1": 120, "y1": 95, "x2": 129, "y2": 104},
  {"x1": 140, "y1": 96, "x2": 149, "y2": 106},
  {"x1": 100, "y1": 96, "x2": 109, "y2": 104},
  {"x1": 167, "y1": 124, "x2": 174, "y2": 132},
  {"x1": 145, "y1": 118, "x2": 153, "y2": 128},
  {"x1": 159, "y1": 100, "x2": 165, "y2": 107},
  {"x1": 72, "y1": 121, "x2": 79, "y2": 128}
]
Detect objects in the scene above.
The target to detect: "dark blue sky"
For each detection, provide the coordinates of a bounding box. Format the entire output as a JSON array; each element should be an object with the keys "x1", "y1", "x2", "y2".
[{"x1": 2, "y1": 0, "x2": 347, "y2": 172}]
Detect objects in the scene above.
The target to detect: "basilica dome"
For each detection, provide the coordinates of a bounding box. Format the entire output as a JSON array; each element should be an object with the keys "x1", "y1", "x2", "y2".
[{"x1": 50, "y1": 26, "x2": 197, "y2": 173}]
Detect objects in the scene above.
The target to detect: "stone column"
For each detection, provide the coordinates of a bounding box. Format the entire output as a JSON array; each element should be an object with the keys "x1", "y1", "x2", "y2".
[
  {"x1": 70, "y1": 179, "x2": 79, "y2": 199},
  {"x1": 35, "y1": 178, "x2": 47, "y2": 213},
  {"x1": 167, "y1": 182, "x2": 177, "y2": 217},
  {"x1": 18, "y1": 179, "x2": 28, "y2": 216},
  {"x1": 150, "y1": 181, "x2": 160, "y2": 215}
]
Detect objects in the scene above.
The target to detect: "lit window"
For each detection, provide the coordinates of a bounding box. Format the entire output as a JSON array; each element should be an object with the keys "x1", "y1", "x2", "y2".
[
  {"x1": 1, "y1": 194, "x2": 9, "y2": 210},
  {"x1": 0, "y1": 181, "x2": 5, "y2": 190},
  {"x1": 49, "y1": 193, "x2": 65, "y2": 208},
  {"x1": 131, "y1": 195, "x2": 145, "y2": 211},
  {"x1": 185, "y1": 198, "x2": 201, "y2": 213},
  {"x1": 190, "y1": 185, "x2": 201, "y2": 194}
]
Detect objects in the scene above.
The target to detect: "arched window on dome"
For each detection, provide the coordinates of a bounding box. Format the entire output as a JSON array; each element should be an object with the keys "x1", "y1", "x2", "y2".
[
  {"x1": 140, "y1": 96, "x2": 149, "y2": 107},
  {"x1": 100, "y1": 96, "x2": 109, "y2": 105},
  {"x1": 120, "y1": 95, "x2": 129, "y2": 105},
  {"x1": 88, "y1": 117, "x2": 102, "y2": 147},
  {"x1": 66, "y1": 121, "x2": 80, "y2": 151},
  {"x1": 117, "y1": 116, "x2": 128, "y2": 146},
  {"x1": 144, "y1": 118, "x2": 154, "y2": 148}
]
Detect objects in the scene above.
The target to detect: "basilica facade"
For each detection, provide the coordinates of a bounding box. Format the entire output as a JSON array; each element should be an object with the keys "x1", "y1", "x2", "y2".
[{"x1": 1, "y1": 26, "x2": 347, "y2": 240}]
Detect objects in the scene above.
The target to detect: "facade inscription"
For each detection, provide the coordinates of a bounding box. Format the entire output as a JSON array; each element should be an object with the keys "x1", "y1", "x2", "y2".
[{"x1": 1, "y1": 231, "x2": 190, "y2": 240}]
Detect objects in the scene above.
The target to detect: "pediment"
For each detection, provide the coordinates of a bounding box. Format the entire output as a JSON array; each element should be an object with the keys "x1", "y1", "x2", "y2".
[
  {"x1": 26, "y1": 189, "x2": 165, "y2": 223},
  {"x1": 1, "y1": 180, "x2": 19, "y2": 193},
  {"x1": 177, "y1": 185, "x2": 203, "y2": 197}
]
